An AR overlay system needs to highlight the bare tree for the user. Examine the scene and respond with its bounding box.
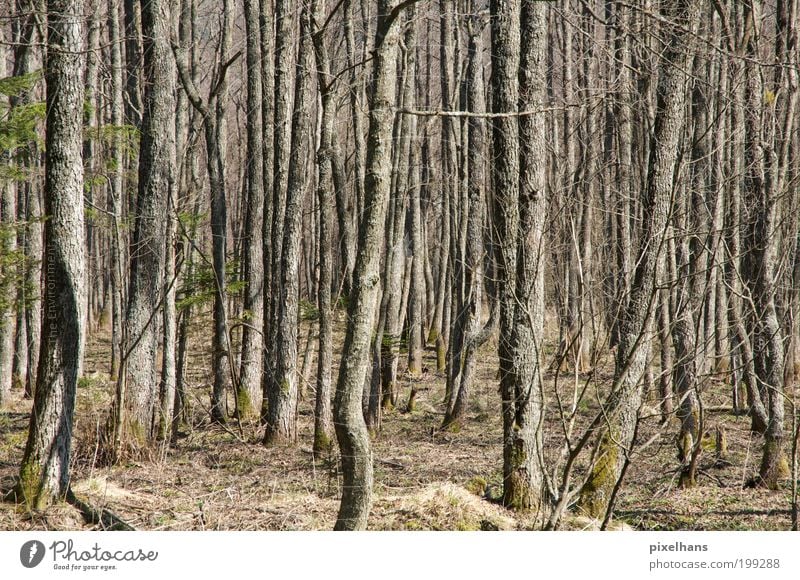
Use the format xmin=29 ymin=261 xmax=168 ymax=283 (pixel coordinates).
xmin=237 ymin=0 xmax=266 ymax=420
xmin=579 ymin=0 xmax=700 ymax=519
xmin=333 ymin=0 xmax=406 ymax=531
xmin=110 ymin=0 xmax=176 ymax=458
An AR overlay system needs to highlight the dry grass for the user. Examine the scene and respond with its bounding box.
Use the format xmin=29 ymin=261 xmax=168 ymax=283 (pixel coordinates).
xmin=0 ymin=308 xmax=797 ymax=530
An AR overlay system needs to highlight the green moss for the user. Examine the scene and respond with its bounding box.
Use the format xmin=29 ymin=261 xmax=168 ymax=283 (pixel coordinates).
xmin=578 ymin=433 xmax=619 ymax=519
xmin=236 ymin=389 xmax=255 ymax=420
xmin=18 ymin=460 xmax=42 ymax=510
xmin=465 ymin=476 xmax=487 ymax=496
xmin=436 ymin=342 xmax=446 ymax=373
xmin=455 ymin=519 xmax=480 ymax=531
xmin=313 ymin=430 xmax=333 ymax=455
xmin=405 ymin=389 xmax=417 ymax=413
xmin=503 ymin=436 xmax=532 ymax=511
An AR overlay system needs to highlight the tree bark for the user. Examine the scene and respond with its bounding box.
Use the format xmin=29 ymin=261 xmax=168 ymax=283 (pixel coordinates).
xmin=442 ymin=9 xmax=490 ymax=431
xmin=578 ymin=0 xmax=700 ymax=519
xmin=310 ymin=0 xmax=336 ymax=455
xmin=333 ymin=0 xmax=405 ymax=531
xmin=264 ymin=2 xmax=313 ymax=445
xmin=17 ymin=0 xmax=86 ymax=508
xmin=502 ymin=0 xmax=548 ymax=512
xmin=237 ymin=0 xmax=266 ymax=420
xmin=112 ymin=0 xmax=175 ymax=458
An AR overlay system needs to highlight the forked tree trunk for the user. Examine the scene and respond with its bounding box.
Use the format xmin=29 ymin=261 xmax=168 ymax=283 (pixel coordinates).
xmin=110 ymin=0 xmax=175 ymax=458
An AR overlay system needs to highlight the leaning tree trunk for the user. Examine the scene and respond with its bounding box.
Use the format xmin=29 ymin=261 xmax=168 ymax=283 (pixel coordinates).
xmin=333 ymin=0 xmax=405 ymax=531
xmin=578 ymin=0 xmax=699 ymax=519
xmin=17 ymin=0 xmax=86 ymax=508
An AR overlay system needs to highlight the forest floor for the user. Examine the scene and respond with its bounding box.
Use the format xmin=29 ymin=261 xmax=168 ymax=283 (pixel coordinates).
xmin=0 ymin=307 xmax=797 ymax=531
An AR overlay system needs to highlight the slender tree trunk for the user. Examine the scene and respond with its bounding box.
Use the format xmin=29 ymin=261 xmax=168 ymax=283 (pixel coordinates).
xmin=259 ymin=0 xmax=275 ymax=421
xmin=443 ymin=10 xmax=490 ymax=431
xmin=123 ymin=0 xmax=143 ymax=126
xmin=578 ymin=0 xmax=700 ymax=519
xmin=237 ymin=0 xmax=266 ymax=420
xmin=310 ymin=0 xmax=335 ymax=454
xmin=264 ymin=3 xmax=313 ymax=445
xmin=333 ymin=0 xmax=405 ymax=531
xmin=158 ymin=192 xmax=177 ymax=441
xmin=210 ymin=0 xmax=233 ymax=424
xmin=108 ymin=0 xmax=126 ymax=383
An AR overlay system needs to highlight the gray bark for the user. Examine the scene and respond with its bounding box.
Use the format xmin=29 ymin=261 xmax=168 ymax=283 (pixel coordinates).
xmin=310 ymin=0 xmax=335 ymax=454
xmin=578 ymin=0 xmax=700 ymax=519
xmin=490 ymin=0 xmax=521 ymax=508
xmin=442 ymin=10 xmax=490 ymax=431
xmin=113 ymin=0 xmax=175 ymax=457
xmin=264 ymin=3 xmax=313 ymax=445
xmin=237 ymin=0 xmax=266 ymax=420
xmin=333 ymin=0 xmax=405 ymax=531
xmin=503 ymin=0 xmax=548 ymax=512
xmin=17 ymin=0 xmax=86 ymax=508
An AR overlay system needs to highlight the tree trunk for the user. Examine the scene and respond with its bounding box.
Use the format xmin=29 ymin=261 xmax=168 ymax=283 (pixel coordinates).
xmin=17 ymin=0 xmax=86 ymax=508
xmin=264 ymin=0 xmax=296 ymax=424
xmin=490 ymin=0 xmax=523 ymax=508
xmin=310 ymin=0 xmax=335 ymax=455
xmin=502 ymin=0 xmax=548 ymax=512
xmin=237 ymin=0 xmax=266 ymax=420
xmin=578 ymin=0 xmax=700 ymax=519
xmin=333 ymin=0 xmax=405 ymax=531
xmin=112 ymin=0 xmax=175 ymax=458
xmin=443 ymin=9 xmax=490 ymax=431
xmin=264 ymin=3 xmax=313 ymax=445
